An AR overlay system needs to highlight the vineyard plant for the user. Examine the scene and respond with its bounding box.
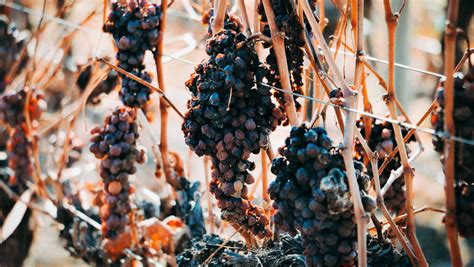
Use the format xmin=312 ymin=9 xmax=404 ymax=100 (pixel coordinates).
xmin=0 ymin=0 xmax=473 ymax=266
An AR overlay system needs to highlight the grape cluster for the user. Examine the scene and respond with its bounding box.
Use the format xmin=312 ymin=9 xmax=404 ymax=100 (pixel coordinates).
xmin=77 ymin=65 xmax=119 ymax=105
xmin=366 ymin=235 xmax=411 ymax=267
xmin=258 ymin=0 xmax=305 ymax=125
xmin=0 ymin=15 xmax=25 ymax=93
xmin=175 ymin=177 xmax=206 ymax=238
xmin=182 ymin=15 xmax=283 ymax=239
xmin=431 ymin=66 xmax=474 ymax=237
xmin=56 ymin=205 xmax=107 ymax=266
xmin=355 ymin=117 xmax=415 ymax=215
xmin=177 ymin=233 xmax=305 ymax=266
xmin=268 ymin=125 xmax=371 ymax=267
xmin=103 ymin=0 xmax=161 ymax=108
xmin=0 ymin=89 xmax=43 ymax=193
xmin=89 ymin=107 xmax=146 ymax=239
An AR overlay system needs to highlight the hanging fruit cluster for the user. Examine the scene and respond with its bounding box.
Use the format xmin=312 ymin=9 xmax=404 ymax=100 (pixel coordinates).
xmin=355 ymin=117 xmax=415 ymax=214
xmin=268 ymin=125 xmax=371 ymax=266
xmin=76 ymin=65 xmax=120 ymax=105
xmin=103 ymin=0 xmax=161 ymax=108
xmin=0 ymin=15 xmax=27 ymax=93
xmin=177 ymin=233 xmax=305 ymax=266
xmin=366 ymin=235 xmax=411 ymax=266
xmin=0 ymin=89 xmax=44 ymax=193
xmin=89 ymin=107 xmax=146 ymax=239
xmin=431 ymin=66 xmax=474 ymax=237
xmin=182 ymin=13 xmax=283 ymax=239
xmin=258 ymin=0 xmax=305 ymax=125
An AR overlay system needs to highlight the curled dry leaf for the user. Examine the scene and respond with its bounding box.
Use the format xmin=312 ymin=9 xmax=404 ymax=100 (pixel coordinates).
xmin=103 ymin=217 xmax=174 ymax=260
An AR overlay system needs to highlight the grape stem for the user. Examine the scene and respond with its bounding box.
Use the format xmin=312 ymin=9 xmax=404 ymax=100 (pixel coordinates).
xmin=261 ymin=0 xmax=301 ymax=126
xmin=203 ymin=156 xmax=215 ymax=234
xmin=377 ymin=100 xmax=436 ymax=176
xmin=246 ymin=32 xmax=272 ymax=45
xmin=453 ymin=48 xmax=474 ymax=73
xmin=261 ymin=151 xmax=270 ymax=218
xmin=237 ymin=0 xmax=252 ymax=36
xmin=354 ymin=129 xmax=417 ymax=265
xmin=293 ymin=0 xmax=345 ymax=134
xmin=211 ymin=0 xmax=227 ymax=33
xmin=300 ymin=1 xmax=368 ymax=265
xmin=332 ymin=36 xmax=424 ymax=145
xmin=442 ymin=0 xmax=463 ymax=265
xmin=98 ymin=58 xmax=185 ymax=119
xmin=382 ymin=1 xmax=428 ymax=266
xmin=155 ymin=0 xmax=180 ymax=189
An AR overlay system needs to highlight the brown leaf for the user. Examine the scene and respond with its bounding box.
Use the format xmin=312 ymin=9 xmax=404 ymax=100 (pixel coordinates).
xmin=141 ymin=217 xmax=174 ymax=254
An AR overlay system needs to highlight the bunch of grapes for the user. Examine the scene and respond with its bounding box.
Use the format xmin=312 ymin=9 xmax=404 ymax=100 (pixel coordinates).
xmin=366 ymin=235 xmax=411 ymax=266
xmin=182 ymin=15 xmax=283 ymax=239
xmin=177 ymin=233 xmax=305 ymax=266
xmin=103 ymin=0 xmax=161 ymax=108
xmin=268 ymin=125 xmax=371 ymax=266
xmin=431 ymin=66 xmax=474 ymax=237
xmin=77 ymin=65 xmax=119 ymax=105
xmin=56 ymin=205 xmax=107 ymax=266
xmin=89 ymin=107 xmax=146 ymax=239
xmin=355 ymin=117 xmax=415 ymax=214
xmin=257 ymin=0 xmax=306 ymax=125
xmin=0 ymin=89 xmax=44 ymax=193
xmin=0 ymin=15 xmax=26 ymax=93
xmin=174 ymin=177 xmax=206 ymax=238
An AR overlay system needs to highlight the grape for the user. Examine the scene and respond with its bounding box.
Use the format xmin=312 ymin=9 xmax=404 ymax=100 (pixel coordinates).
xmin=182 ymin=12 xmax=284 ymax=239
xmin=77 ymin=66 xmax=119 ymax=105
xmin=89 ymin=107 xmax=145 ymax=239
xmin=431 ymin=66 xmax=474 ymax=237
xmin=103 ymin=1 xmax=162 ymax=108
xmin=0 ymin=89 xmax=44 ymax=193
xmin=269 ymin=124 xmax=370 ymax=267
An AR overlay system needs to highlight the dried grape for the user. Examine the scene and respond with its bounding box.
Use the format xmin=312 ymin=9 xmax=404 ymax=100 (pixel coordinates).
xmin=431 ymin=66 xmax=474 ymax=237
xmin=182 ymin=13 xmax=283 ymax=238
xmin=89 ymin=107 xmax=145 ymax=239
xmin=269 ymin=124 xmax=370 ymax=266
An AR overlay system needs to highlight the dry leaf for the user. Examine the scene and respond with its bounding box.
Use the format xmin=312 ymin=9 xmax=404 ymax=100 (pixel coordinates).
xmin=141 ymin=217 xmax=174 ymax=254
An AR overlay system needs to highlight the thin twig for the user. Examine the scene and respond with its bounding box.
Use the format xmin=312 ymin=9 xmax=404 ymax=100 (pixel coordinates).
xmin=300 ymin=1 xmax=368 ymax=266
xmin=246 ymin=32 xmax=272 ymax=44
xmin=261 ymin=150 xmax=270 ymax=218
xmin=354 ymin=130 xmax=417 ymax=265
xmin=382 ymin=1 xmax=427 ymax=265
xmin=203 ymin=156 xmax=215 ymax=234
xmin=204 ymin=228 xmax=241 ymax=265
xmin=378 ymin=100 xmax=436 ymax=175
xmin=294 ymin=0 xmax=345 ymax=133
xmin=237 ymin=0 xmax=251 ymax=36
xmin=212 ymin=0 xmax=227 ymax=33
xmin=443 ymin=0 xmax=463 ymax=265
xmin=453 ymin=48 xmax=474 ymax=73
xmin=98 ymin=58 xmax=184 ymax=119
xmin=262 ymin=0 xmax=300 ymax=126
